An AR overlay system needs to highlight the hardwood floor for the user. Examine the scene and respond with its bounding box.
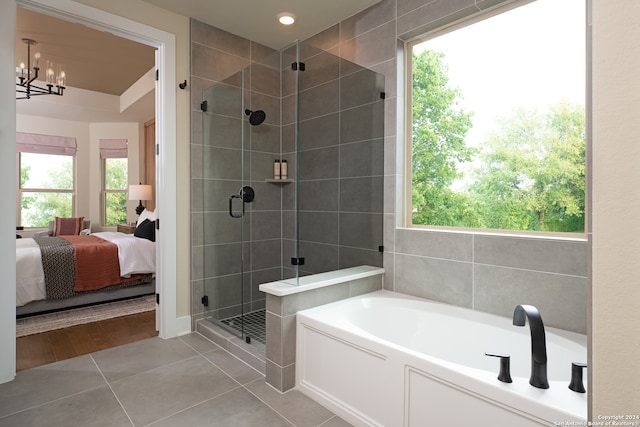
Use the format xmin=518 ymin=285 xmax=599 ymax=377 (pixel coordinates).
xmin=16 ymin=310 xmax=158 ymax=371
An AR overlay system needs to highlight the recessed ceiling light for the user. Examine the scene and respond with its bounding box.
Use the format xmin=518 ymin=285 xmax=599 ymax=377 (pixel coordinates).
xmin=277 ymin=13 xmax=296 ymax=26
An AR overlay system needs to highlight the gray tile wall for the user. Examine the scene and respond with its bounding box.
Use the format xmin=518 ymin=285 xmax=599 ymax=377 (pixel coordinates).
xmin=265 ymin=274 xmax=383 ymax=391
xmin=289 ymin=38 xmax=385 ymax=278
xmin=190 ymin=20 xmax=386 ymax=331
xmin=332 ymin=0 xmax=588 ymax=334
xmin=392 ymin=230 xmax=588 ymax=333
xmin=191 ymin=21 xmax=284 ymax=326
xmin=191 ymin=0 xmax=587 ymax=366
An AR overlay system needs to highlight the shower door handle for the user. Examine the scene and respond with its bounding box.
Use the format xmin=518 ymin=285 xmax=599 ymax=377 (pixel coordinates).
xmin=229 ymin=194 xmax=244 ymax=218
xmin=229 ymin=186 xmax=254 ymax=218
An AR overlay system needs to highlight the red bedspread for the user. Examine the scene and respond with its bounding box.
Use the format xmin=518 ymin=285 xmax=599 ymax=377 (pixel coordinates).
xmin=61 ymin=235 xmax=145 ymax=292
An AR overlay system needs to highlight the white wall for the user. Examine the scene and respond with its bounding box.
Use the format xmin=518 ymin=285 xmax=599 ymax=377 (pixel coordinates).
xmin=590 ymin=0 xmax=640 ymax=417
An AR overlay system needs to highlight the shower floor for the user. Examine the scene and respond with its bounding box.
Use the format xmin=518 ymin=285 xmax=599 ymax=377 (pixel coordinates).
xmin=220 ymin=309 xmax=266 ymax=345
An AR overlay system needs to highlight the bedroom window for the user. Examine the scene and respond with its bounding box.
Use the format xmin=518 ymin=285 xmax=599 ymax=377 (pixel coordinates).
xmin=19 ymin=152 xmax=75 ymax=227
xmin=17 ymin=132 xmax=77 ymax=228
xmin=406 ymin=0 xmax=586 ymax=235
xmin=100 ymin=139 xmax=128 ymax=226
xmin=103 ymin=158 xmax=128 ymax=226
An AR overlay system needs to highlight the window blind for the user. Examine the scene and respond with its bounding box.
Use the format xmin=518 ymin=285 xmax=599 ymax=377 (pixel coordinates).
xmin=16 ymin=132 xmax=77 ymax=156
xmin=99 ymin=138 xmax=128 ymax=159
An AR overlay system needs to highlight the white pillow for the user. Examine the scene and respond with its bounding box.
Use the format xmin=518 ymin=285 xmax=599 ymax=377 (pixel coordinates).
xmin=136 ymin=209 xmax=156 ymax=227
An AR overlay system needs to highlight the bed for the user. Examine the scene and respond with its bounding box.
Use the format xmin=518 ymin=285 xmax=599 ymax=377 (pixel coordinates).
xmin=16 ymin=230 xmax=156 ymax=316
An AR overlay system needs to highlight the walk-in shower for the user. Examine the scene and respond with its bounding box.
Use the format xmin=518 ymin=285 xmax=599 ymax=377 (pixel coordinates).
xmin=192 ymin=37 xmax=385 ymax=355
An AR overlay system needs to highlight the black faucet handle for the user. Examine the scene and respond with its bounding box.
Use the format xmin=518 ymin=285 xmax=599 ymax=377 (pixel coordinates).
xmin=485 ymin=352 xmax=513 ymax=383
xmin=569 ymin=362 xmax=587 ymax=393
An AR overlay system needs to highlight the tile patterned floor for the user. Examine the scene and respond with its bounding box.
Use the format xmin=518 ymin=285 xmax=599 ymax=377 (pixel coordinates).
xmin=0 ymin=333 xmax=353 ymax=427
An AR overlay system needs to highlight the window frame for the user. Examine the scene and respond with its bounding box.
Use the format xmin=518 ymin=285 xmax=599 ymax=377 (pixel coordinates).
xmin=101 ymin=157 xmax=128 ymax=227
xmin=403 ymin=0 xmax=588 ymax=239
xmin=17 ymin=152 xmax=77 ymax=228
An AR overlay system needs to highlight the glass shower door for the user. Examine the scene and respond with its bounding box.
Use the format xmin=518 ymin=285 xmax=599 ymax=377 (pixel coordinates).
xmin=290 ymin=40 xmax=385 ymax=282
xmin=200 ymin=72 xmax=253 ymax=344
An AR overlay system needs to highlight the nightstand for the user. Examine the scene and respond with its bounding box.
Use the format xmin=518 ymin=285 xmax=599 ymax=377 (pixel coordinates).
xmin=117 ymin=224 xmax=137 ymax=234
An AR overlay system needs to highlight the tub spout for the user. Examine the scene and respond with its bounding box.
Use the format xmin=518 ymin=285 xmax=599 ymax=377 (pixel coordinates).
xmin=513 ymin=304 xmax=549 ymax=389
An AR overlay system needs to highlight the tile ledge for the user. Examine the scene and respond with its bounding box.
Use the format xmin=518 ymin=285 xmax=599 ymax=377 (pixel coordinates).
xmin=259 ymin=265 xmax=385 ymax=297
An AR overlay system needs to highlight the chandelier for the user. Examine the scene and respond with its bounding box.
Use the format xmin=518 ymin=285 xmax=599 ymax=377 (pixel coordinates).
xmin=16 ymin=38 xmax=66 ymax=100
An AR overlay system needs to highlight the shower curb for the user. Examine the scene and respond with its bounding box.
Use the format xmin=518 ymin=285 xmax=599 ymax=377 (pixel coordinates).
xmin=196 ymin=318 xmax=266 ymax=375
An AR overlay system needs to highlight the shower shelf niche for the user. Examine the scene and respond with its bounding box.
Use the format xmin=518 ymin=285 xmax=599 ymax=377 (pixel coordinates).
xmin=265 ymin=179 xmax=294 ymax=183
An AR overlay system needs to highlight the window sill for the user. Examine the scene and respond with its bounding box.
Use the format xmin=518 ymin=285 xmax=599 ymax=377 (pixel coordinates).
xmin=402 ymin=225 xmax=588 ymax=242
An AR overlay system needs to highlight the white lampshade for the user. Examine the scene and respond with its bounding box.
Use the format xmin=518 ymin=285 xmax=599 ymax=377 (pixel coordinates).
xmin=128 ymin=184 xmax=152 ymax=201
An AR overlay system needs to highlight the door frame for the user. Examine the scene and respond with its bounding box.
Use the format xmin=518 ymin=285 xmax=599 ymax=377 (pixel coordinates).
xmin=16 ymin=0 xmax=178 ymax=338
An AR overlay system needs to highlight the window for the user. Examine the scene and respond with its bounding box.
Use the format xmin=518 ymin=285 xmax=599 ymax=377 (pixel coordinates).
xmin=103 ymin=158 xmax=128 ymax=225
xmin=100 ymin=139 xmax=128 ymax=226
xmin=19 ymin=152 xmax=75 ymax=227
xmin=407 ymin=0 xmax=586 ymax=234
xmin=16 ymin=132 xmax=78 ymax=227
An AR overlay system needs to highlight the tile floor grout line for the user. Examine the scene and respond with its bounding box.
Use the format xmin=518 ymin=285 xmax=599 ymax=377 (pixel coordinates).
xmin=199 ymin=351 xmax=253 ymax=390
xmin=99 ymin=350 xmax=205 ymax=386
xmin=194 ymin=346 xmax=306 ymax=427
xmin=242 ymin=377 xmax=316 ymax=427
xmin=90 ymin=353 xmax=136 ymax=427
xmin=5 ymin=333 xmax=343 ymax=426
xmin=142 ymin=385 xmax=244 ymax=426
xmin=0 ymin=381 xmax=109 ymax=422
xmin=317 ymin=415 xmax=345 ymax=427
xmin=144 ymin=339 xmax=295 ymax=427
xmin=93 ymin=344 xmax=250 ymax=426
xmin=177 ymin=336 xmax=272 ymax=416
xmin=177 ymin=334 xmax=215 ymax=356
xmin=0 ymin=354 xmax=112 ymax=421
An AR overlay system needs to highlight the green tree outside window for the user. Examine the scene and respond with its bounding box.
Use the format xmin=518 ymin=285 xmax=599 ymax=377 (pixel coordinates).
xmin=104 ymin=158 xmax=128 ymax=226
xmin=410 ymin=50 xmax=585 ymax=233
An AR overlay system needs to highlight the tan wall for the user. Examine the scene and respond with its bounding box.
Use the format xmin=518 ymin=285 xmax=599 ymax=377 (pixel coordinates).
xmin=74 ymin=0 xmax=191 ymax=318
xmin=591 ymin=0 xmax=640 ymax=417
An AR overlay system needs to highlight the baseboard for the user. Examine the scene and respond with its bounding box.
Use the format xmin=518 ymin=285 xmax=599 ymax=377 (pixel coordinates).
xmin=174 ymin=315 xmax=192 ymax=337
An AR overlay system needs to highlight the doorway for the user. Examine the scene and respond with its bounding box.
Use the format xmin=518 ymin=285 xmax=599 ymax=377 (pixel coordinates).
xmin=4 ymin=0 xmax=180 ymax=381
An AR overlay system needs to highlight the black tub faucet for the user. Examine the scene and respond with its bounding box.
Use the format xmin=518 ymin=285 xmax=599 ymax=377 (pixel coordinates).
xmin=513 ymin=304 xmax=549 ymax=389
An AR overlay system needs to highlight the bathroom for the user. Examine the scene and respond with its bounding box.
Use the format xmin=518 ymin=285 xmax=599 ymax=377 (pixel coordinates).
xmin=189 ymin=1 xmax=590 ymax=421
xmin=184 ymin=0 xmax=633 ymax=421
xmin=0 ymin=0 xmax=637 ymax=423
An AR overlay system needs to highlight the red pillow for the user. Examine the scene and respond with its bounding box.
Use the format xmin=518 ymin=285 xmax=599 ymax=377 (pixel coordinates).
xmin=54 ymin=216 xmax=84 ymax=236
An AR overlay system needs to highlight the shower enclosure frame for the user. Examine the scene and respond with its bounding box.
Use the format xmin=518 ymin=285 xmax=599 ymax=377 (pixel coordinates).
xmin=194 ymin=38 xmax=385 ymax=350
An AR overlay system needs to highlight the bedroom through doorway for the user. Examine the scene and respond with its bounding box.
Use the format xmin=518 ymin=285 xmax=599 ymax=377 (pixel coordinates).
xmin=14 ymin=4 xmax=158 ymax=359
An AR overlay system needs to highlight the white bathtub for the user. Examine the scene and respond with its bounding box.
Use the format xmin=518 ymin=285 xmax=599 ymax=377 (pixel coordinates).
xmin=296 ymin=290 xmax=587 ymax=426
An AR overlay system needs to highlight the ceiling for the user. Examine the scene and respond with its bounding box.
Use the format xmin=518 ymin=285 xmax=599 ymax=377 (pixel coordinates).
xmin=16 ymin=7 xmax=155 ymax=96
xmin=142 ymin=0 xmax=382 ymax=51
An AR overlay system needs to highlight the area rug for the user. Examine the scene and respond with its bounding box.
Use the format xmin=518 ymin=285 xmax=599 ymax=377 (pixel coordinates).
xmin=16 ymin=295 xmax=156 ymax=337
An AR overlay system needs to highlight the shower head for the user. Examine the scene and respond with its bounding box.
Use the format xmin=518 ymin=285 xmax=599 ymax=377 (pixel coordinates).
xmin=245 ymin=109 xmax=266 ymax=126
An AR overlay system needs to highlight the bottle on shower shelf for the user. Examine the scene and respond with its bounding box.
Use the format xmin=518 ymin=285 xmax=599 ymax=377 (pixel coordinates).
xmin=273 ymin=160 xmax=281 ymax=180
xmin=281 ymin=160 xmax=288 ymax=180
